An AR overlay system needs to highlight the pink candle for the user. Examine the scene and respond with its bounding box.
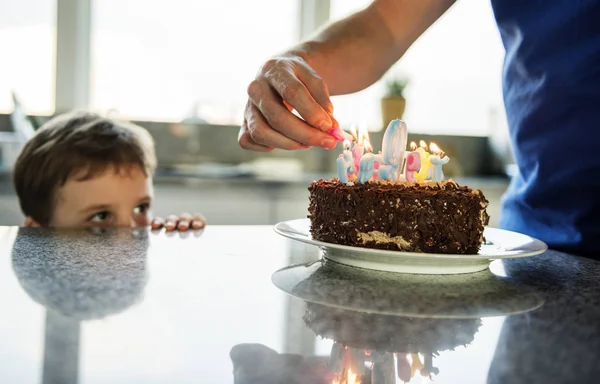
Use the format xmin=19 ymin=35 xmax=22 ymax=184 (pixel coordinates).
xmin=405 ymin=151 xmax=421 ymax=182
xmin=352 ymin=142 xmax=364 ymax=173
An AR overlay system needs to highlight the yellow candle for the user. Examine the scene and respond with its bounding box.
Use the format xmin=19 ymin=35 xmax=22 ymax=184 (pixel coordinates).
xmin=415 ymin=142 xmax=431 ymax=182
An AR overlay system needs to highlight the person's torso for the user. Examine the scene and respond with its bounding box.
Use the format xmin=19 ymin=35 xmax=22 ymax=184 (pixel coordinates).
xmin=490 ymin=0 xmax=600 ymax=256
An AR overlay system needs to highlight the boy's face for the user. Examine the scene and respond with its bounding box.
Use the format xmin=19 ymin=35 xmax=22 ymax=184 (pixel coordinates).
xmin=28 ymin=165 xmax=154 ymax=228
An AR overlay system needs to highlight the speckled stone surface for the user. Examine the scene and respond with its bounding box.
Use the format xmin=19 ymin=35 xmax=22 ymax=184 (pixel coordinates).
xmin=1 ymin=226 xmax=600 ymax=383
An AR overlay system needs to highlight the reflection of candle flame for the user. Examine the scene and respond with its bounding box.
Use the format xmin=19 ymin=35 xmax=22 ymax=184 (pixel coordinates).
xmin=332 ymin=368 xmax=361 ymax=384
xmin=410 ymin=141 xmax=417 ymax=151
xmin=419 ymin=140 xmax=428 ymax=150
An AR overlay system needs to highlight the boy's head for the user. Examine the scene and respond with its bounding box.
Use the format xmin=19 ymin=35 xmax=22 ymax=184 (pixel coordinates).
xmin=13 ymin=111 xmax=157 ymax=228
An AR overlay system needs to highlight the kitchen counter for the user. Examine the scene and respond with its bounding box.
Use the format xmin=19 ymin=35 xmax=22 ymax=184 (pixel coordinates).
xmin=0 ymin=226 xmax=599 ymax=383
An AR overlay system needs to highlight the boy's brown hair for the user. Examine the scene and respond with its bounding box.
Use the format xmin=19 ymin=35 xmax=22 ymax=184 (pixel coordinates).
xmin=13 ymin=111 xmax=157 ymax=226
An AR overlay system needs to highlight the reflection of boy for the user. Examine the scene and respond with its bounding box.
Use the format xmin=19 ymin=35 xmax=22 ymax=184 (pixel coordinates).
xmin=12 ymin=111 xmax=206 ymax=230
xmin=12 ymin=227 xmax=149 ymax=320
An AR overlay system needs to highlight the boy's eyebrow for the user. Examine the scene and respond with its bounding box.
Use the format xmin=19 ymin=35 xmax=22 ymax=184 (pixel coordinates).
xmin=79 ymin=204 xmax=111 ymax=214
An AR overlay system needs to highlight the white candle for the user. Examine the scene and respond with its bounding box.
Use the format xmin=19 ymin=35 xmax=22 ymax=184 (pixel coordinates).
xmin=336 ymin=139 xmax=354 ymax=183
xmin=357 ymin=140 xmax=375 ymax=183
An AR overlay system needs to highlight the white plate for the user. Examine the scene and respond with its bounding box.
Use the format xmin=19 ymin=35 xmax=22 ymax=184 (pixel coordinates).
xmin=273 ymin=219 xmax=547 ymax=275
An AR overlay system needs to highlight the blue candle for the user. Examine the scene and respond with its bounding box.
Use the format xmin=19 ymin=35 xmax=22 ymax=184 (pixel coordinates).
xmin=381 ymin=119 xmax=408 ymax=180
xmin=357 ymin=149 xmax=375 ymax=183
xmin=336 ymin=156 xmax=349 ymax=183
xmin=429 ymin=143 xmax=450 ymax=182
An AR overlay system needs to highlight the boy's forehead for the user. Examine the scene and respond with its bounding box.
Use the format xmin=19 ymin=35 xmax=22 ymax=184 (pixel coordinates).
xmin=69 ymin=163 xmax=146 ymax=182
xmin=56 ymin=165 xmax=153 ymax=204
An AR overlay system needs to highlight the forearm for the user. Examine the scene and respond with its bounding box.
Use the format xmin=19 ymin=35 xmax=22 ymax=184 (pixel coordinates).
xmin=289 ymin=0 xmax=456 ymax=95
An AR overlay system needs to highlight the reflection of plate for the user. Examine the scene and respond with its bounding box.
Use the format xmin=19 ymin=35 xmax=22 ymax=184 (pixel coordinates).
xmin=272 ymin=259 xmax=544 ymax=318
xmin=274 ymin=219 xmax=547 ymax=274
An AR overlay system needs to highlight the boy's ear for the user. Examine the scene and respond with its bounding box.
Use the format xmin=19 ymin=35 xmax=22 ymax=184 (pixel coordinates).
xmin=24 ymin=216 xmax=41 ymax=227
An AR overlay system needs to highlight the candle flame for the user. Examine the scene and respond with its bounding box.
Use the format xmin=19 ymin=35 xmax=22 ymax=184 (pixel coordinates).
xmin=364 ymin=139 xmax=373 ymax=152
xmin=343 ymin=139 xmax=351 ymax=150
xmin=332 ymin=368 xmax=361 ymax=384
xmin=349 ymin=125 xmax=358 ymax=141
xmin=358 ymin=125 xmax=370 ymax=146
xmin=410 ymin=141 xmax=417 ymax=151
xmin=429 ymin=142 xmax=441 ymax=154
xmin=419 ymin=140 xmax=428 ymax=150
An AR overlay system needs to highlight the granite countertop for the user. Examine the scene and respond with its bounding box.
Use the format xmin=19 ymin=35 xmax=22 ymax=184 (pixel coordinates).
xmin=1 ymin=226 xmax=598 ymax=383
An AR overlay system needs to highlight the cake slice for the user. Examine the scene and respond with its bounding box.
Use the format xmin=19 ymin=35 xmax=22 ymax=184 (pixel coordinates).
xmin=307 ymin=179 xmax=489 ymax=254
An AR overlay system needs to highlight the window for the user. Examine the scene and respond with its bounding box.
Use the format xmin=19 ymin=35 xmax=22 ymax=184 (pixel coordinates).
xmin=91 ymin=0 xmax=299 ymax=124
xmin=0 ymin=0 xmax=56 ymax=114
xmin=329 ymin=0 xmax=506 ymax=136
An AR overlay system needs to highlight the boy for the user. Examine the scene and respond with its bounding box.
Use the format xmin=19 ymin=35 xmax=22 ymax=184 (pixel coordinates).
xmin=13 ymin=110 xmax=206 ymax=231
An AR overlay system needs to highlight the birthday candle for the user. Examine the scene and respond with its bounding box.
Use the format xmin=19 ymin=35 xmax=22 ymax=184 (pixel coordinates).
xmin=381 ymin=119 xmax=408 ymax=180
xmin=429 ymin=142 xmax=450 ymax=182
xmin=415 ymin=140 xmax=432 ymax=182
xmin=357 ymin=140 xmax=375 ymax=183
xmin=336 ymin=139 xmax=354 ymax=183
xmin=405 ymin=143 xmax=422 ymax=182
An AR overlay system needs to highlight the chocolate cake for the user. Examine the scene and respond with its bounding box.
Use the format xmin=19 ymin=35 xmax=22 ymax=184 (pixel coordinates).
xmin=308 ymin=179 xmax=489 ymax=254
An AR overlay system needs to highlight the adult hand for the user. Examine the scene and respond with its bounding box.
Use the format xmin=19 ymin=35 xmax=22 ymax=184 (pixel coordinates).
xmin=239 ymin=55 xmax=339 ymax=152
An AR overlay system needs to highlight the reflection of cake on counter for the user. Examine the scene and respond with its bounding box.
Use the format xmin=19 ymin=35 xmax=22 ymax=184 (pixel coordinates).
xmin=309 ymin=120 xmax=490 ymax=254
xmin=304 ymin=302 xmax=482 ymax=383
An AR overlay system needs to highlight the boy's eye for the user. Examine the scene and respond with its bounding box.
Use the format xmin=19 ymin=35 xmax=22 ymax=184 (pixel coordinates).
xmin=89 ymin=211 xmax=111 ymax=223
xmin=133 ymin=203 xmax=150 ymax=215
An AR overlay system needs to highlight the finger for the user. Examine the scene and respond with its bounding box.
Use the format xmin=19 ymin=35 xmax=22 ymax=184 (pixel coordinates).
xmin=238 ymin=113 xmax=274 ymax=152
xmin=249 ymin=87 xmax=336 ymax=149
xmin=151 ymin=217 xmax=164 ymax=230
xmin=177 ymin=213 xmax=191 ymax=231
xmin=262 ymin=68 xmax=332 ymax=131
xmin=295 ymin=63 xmax=334 ymax=116
xmin=246 ymin=102 xmax=308 ymax=150
xmin=164 ymin=214 xmax=178 ymax=232
xmin=191 ymin=213 xmax=207 ymax=230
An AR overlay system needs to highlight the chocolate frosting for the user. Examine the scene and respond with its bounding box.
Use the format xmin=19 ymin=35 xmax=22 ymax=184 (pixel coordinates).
xmin=308 ymin=179 xmax=490 ymax=254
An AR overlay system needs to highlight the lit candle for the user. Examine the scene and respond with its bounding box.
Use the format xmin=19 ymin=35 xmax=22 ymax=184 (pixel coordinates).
xmin=429 ymin=142 xmax=450 ymax=182
xmin=381 ymin=119 xmax=408 ymax=180
xmin=336 ymin=139 xmax=354 ymax=183
xmin=405 ymin=142 xmax=422 ymax=182
xmin=415 ymin=140 xmax=432 ymax=182
xmin=352 ymin=126 xmax=367 ymax=173
xmin=357 ymin=139 xmax=375 ymax=183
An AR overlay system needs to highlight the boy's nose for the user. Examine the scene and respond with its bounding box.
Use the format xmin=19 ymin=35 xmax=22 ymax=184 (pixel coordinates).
xmin=115 ymin=214 xmax=137 ymax=228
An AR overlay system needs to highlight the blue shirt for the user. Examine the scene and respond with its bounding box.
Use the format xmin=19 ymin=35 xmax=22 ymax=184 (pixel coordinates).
xmin=491 ymin=0 xmax=600 ymax=256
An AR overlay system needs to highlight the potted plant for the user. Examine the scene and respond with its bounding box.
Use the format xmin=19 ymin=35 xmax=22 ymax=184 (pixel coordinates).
xmin=381 ymin=77 xmax=408 ymax=127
